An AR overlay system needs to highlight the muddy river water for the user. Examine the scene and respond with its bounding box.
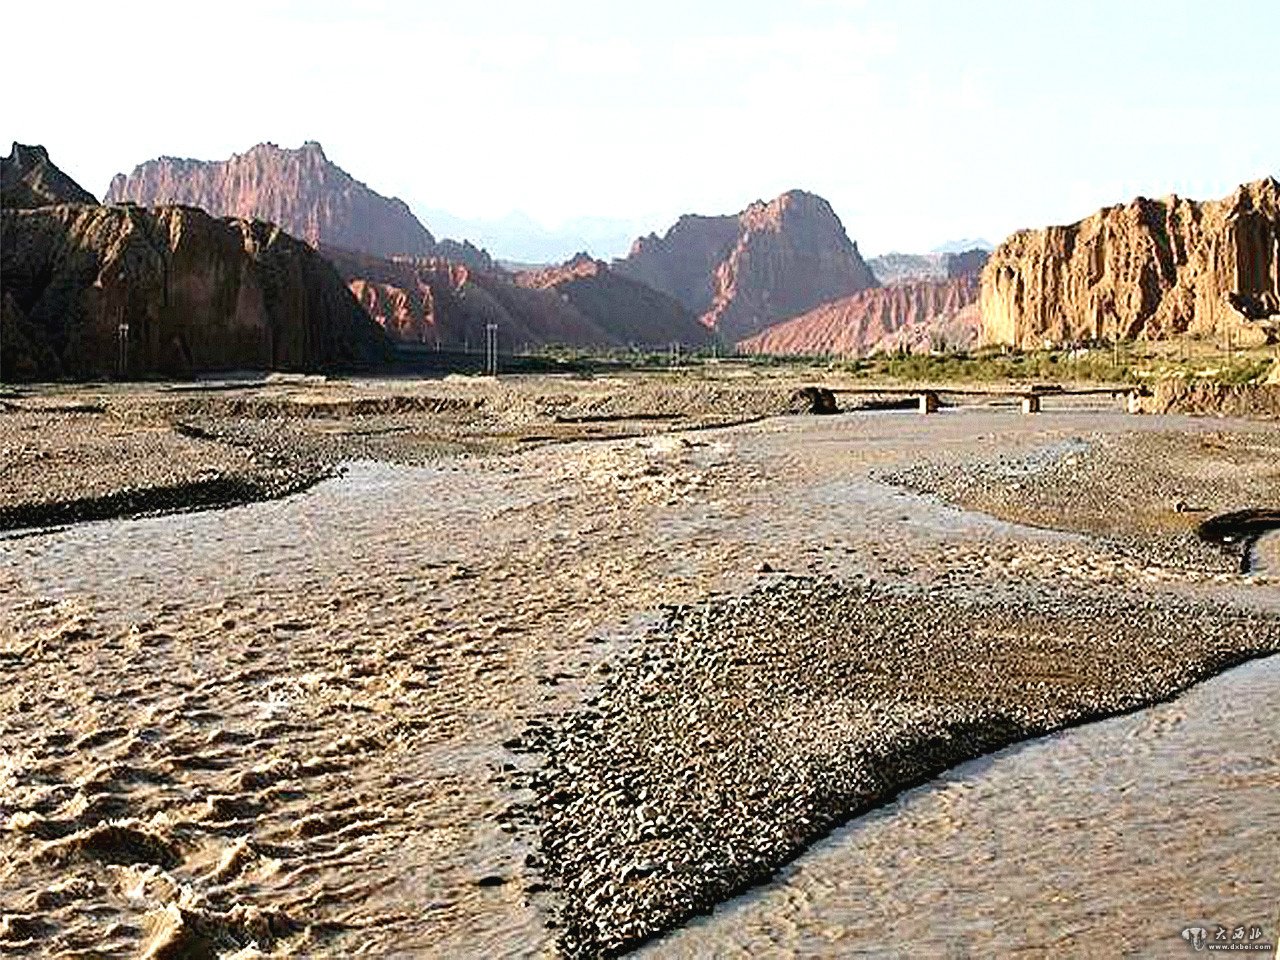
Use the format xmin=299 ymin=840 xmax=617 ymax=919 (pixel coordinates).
xmin=2 ymin=407 xmax=1277 ymax=957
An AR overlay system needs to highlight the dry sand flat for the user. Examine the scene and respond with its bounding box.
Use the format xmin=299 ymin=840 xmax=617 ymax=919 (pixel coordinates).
xmin=0 ymin=380 xmax=1278 ymax=958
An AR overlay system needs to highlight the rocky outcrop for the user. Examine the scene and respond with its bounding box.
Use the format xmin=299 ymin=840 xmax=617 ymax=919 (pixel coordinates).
xmin=104 ymin=142 xmax=494 ymax=266
xmin=868 ymin=249 xmax=989 ymax=285
xmin=982 ymin=178 xmax=1280 ymax=348
xmin=738 ymin=275 xmax=981 ymax=357
xmin=325 ymin=247 xmax=613 ymax=349
xmin=2 ymin=142 xmax=98 ymax=208
xmin=873 ymin=300 xmax=982 ymax=356
xmin=432 ymin=237 xmax=497 ymax=272
xmin=617 ymin=190 xmax=877 ymax=341
xmin=1141 ymin=380 xmax=1280 ymax=419
xmin=328 ymin=248 xmax=715 ymax=351
xmin=514 ymin=253 xmax=713 ymax=347
xmin=1 ymin=203 xmax=389 ymax=380
xmin=943 ymin=248 xmax=991 ymax=280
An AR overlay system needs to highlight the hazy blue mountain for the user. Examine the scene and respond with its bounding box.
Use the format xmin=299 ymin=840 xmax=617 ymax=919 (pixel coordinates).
xmin=932 ymin=238 xmax=994 ymax=254
xmin=415 ymin=207 xmax=637 ymax=264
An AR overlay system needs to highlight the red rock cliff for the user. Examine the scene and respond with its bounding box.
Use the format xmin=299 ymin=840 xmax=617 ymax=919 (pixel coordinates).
xmin=738 ymin=275 xmax=981 ymax=357
xmin=328 ymin=249 xmax=716 ymax=350
xmin=323 ymin=247 xmax=618 ymax=350
xmin=1 ymin=203 xmax=389 ymax=380
xmin=514 ymin=253 xmax=712 ymax=347
xmin=982 ymin=177 xmax=1280 ymax=347
xmin=617 ymin=190 xmax=877 ymax=341
xmin=105 ymin=142 xmax=439 ymax=260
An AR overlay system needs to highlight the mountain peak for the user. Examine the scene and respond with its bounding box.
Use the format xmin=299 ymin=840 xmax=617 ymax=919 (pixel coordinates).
xmin=617 ymin=189 xmax=876 ymax=340
xmin=2 ymin=143 xmax=98 ymax=208
xmin=105 ymin=142 xmax=435 ymax=257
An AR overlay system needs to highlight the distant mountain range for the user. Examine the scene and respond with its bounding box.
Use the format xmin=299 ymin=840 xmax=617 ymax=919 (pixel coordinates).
xmin=932 ymin=238 xmax=994 ymax=254
xmin=54 ymin=139 xmax=1002 ymax=362
xmin=32 ymin=137 xmax=1221 ymax=381
xmin=416 ymin=208 xmax=637 ymax=265
xmin=10 ymin=139 xmax=1275 ymax=379
xmin=867 ymin=249 xmax=990 ymax=286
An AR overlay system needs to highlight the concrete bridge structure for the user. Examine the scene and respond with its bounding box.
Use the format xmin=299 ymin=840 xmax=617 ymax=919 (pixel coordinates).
xmin=830 ymin=384 xmax=1147 ymax=415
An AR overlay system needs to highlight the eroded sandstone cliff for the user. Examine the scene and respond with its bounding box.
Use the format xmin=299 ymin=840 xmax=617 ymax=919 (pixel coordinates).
xmin=1 ymin=142 xmax=98 ymax=208
xmin=737 ymin=275 xmax=981 ymax=357
xmin=326 ymin=248 xmax=715 ymax=351
xmin=1 ymin=203 xmax=389 ymax=380
xmin=617 ymin=190 xmax=877 ymax=341
xmin=324 ymin=247 xmax=609 ymax=350
xmin=105 ymin=142 xmax=488 ymax=265
xmin=982 ymin=178 xmax=1280 ymax=347
xmin=514 ymin=253 xmax=712 ymax=347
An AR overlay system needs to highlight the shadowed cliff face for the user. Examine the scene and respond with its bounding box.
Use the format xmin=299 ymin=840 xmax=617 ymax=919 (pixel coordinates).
xmin=737 ymin=275 xmax=981 ymax=357
xmin=326 ymin=248 xmax=714 ymax=350
xmin=325 ymin=246 xmax=612 ymax=350
xmin=982 ymin=177 xmax=1280 ymax=348
xmin=1 ymin=204 xmax=389 ymax=381
xmin=514 ymin=254 xmax=713 ymax=348
xmin=617 ymin=190 xmax=877 ymax=341
xmin=1 ymin=142 xmax=98 ymax=208
xmin=105 ymin=142 xmax=446 ymax=262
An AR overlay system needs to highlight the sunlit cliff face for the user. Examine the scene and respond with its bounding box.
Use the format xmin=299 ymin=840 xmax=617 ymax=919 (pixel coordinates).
xmin=981 ymin=178 xmax=1280 ymax=349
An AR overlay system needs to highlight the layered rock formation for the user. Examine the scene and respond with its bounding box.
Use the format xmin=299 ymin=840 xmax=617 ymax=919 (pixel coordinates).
xmin=326 ymin=248 xmax=715 ymax=351
xmin=324 ymin=247 xmax=605 ymax=349
xmin=982 ymin=178 xmax=1280 ymax=347
xmin=873 ymin=299 xmax=982 ymax=356
xmin=738 ymin=275 xmax=981 ymax=357
xmin=105 ymin=142 xmax=491 ymax=269
xmin=514 ymin=254 xmax=713 ymax=347
xmin=617 ymin=190 xmax=877 ymax=341
xmin=2 ymin=142 xmax=98 ymax=208
xmin=868 ymin=248 xmax=989 ymax=285
xmin=2 ymin=203 xmax=389 ymax=380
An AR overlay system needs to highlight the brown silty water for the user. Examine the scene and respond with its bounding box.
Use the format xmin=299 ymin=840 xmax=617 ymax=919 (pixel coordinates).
xmin=641 ymin=653 xmax=1280 ymax=959
xmin=0 ymin=406 xmax=1276 ymax=956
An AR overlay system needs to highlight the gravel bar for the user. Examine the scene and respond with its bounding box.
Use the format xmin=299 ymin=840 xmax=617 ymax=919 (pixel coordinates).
xmin=523 ymin=575 xmax=1280 ymax=958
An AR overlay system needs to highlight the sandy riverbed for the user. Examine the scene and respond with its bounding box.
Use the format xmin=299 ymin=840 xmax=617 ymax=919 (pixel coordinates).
xmin=1 ymin=376 xmax=1278 ymax=958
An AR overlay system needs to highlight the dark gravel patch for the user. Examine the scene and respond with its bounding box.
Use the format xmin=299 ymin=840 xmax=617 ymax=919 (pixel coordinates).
xmin=0 ymin=468 xmax=325 ymax=532
xmin=521 ymin=575 xmax=1280 ymax=958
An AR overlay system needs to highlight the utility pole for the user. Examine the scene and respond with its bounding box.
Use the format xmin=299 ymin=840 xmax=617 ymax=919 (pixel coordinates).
xmin=117 ymin=305 xmax=130 ymax=379
xmin=485 ymin=323 xmax=498 ymax=376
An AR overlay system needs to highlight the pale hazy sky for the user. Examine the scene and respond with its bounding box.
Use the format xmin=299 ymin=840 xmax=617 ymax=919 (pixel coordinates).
xmin=5 ymin=0 xmax=1277 ymax=255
